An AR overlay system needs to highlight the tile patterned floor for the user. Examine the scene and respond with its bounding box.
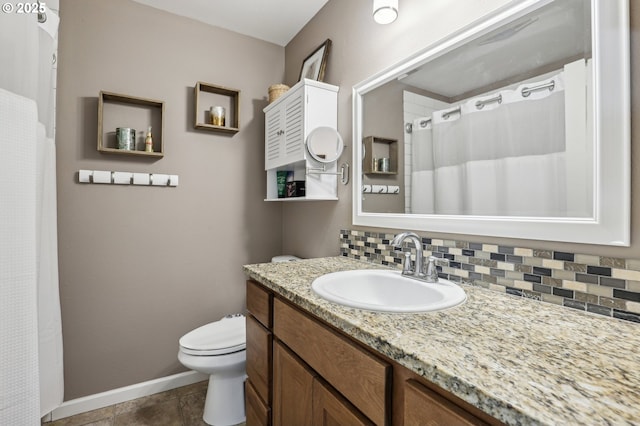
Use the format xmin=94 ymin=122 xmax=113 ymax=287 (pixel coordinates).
xmin=42 ymin=381 xmax=246 ymax=426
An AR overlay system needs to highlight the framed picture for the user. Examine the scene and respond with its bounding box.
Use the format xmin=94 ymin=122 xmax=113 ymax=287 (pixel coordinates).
xmin=299 ymin=39 xmax=332 ymax=82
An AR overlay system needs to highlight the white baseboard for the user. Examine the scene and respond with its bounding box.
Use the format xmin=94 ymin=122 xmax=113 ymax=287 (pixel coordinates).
xmin=48 ymin=371 xmax=208 ymax=421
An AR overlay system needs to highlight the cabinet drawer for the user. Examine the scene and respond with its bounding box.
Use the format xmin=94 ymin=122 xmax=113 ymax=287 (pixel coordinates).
xmin=247 ymin=280 xmax=271 ymax=328
xmin=404 ymin=379 xmax=489 ymax=426
xmin=274 ymin=298 xmax=390 ymax=425
xmin=246 ymin=380 xmax=270 ymax=426
xmin=246 ymin=314 xmax=271 ymax=404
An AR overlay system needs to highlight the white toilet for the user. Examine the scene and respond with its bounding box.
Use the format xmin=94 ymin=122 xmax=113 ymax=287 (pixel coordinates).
xmin=178 ymin=314 xmax=246 ymax=426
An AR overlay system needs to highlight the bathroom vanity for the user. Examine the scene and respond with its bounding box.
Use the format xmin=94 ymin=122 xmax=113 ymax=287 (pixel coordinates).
xmin=243 ymin=257 xmax=640 ymax=426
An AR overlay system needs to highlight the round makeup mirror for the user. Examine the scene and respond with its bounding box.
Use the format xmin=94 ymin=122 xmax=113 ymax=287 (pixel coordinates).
xmin=306 ymin=126 xmax=344 ymax=163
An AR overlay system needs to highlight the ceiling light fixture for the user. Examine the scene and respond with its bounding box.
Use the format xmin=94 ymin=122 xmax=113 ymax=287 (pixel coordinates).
xmin=373 ymin=0 xmax=398 ymax=25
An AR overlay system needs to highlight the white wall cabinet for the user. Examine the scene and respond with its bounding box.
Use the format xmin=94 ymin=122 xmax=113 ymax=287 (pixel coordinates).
xmin=263 ymin=79 xmax=339 ymax=201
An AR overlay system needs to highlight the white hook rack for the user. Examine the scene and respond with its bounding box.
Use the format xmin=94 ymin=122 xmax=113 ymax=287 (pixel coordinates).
xmin=362 ymin=184 xmax=400 ymax=194
xmin=78 ymin=170 xmax=179 ymax=187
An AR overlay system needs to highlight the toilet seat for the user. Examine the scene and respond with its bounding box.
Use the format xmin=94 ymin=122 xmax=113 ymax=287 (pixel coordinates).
xmin=180 ymin=315 xmax=246 ymax=356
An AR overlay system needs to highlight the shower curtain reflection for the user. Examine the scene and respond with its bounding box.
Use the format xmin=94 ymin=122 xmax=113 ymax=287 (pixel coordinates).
xmin=410 ymin=118 xmax=435 ymax=213
xmin=410 ymin=69 xmax=590 ymax=218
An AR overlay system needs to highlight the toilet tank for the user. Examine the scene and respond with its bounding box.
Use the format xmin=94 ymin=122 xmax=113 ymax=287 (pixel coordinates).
xmin=271 ymin=255 xmax=300 ymax=263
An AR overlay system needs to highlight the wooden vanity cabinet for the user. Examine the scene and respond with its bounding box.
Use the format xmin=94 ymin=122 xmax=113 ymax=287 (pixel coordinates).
xmin=245 ymin=279 xmax=501 ymax=426
xmin=245 ymin=281 xmax=273 ymax=426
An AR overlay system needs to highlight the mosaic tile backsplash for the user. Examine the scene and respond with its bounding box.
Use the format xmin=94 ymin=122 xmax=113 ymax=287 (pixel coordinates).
xmin=340 ymin=229 xmax=640 ymax=323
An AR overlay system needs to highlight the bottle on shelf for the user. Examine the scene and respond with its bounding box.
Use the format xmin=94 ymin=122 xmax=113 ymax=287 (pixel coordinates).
xmin=145 ymin=127 xmax=153 ymax=152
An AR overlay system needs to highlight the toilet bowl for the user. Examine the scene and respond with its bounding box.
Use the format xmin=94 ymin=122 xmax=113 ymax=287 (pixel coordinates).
xmin=178 ymin=314 xmax=246 ymax=426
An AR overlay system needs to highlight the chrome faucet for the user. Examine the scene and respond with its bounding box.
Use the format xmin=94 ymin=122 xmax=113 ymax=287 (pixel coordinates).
xmin=391 ymin=232 xmax=425 ymax=278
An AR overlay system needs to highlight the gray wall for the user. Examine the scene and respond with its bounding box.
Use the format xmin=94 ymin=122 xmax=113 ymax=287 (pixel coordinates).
xmin=56 ymin=0 xmax=283 ymax=399
xmin=282 ymin=0 xmax=640 ymax=260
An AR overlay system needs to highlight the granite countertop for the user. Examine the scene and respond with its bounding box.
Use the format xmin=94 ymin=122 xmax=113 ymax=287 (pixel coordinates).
xmin=243 ymin=256 xmax=640 ymax=426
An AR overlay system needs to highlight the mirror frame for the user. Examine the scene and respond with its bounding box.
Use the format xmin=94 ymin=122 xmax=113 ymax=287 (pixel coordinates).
xmin=352 ymin=0 xmax=630 ymax=246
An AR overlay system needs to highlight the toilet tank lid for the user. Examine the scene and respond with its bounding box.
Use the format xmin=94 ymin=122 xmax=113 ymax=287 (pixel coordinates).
xmin=179 ymin=315 xmax=246 ymax=352
xmin=272 ymin=255 xmax=301 ymax=262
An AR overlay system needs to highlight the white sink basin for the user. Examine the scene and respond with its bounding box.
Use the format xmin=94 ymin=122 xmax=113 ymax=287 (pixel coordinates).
xmin=311 ymin=269 xmax=466 ymax=313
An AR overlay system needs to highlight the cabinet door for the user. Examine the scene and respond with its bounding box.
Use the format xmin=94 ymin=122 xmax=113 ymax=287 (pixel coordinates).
xmin=313 ymin=379 xmax=374 ymax=426
xmin=265 ymin=86 xmax=306 ymax=170
xmin=246 ymin=314 xmax=271 ymax=404
xmin=265 ymin=106 xmax=283 ymax=170
xmin=404 ymin=380 xmax=489 ymax=426
xmin=273 ymin=341 xmax=316 ymax=426
xmin=282 ymin=88 xmax=305 ymax=164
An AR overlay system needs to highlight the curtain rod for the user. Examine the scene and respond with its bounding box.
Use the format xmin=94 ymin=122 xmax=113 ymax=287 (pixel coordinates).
xmin=405 ymin=78 xmax=557 ymax=132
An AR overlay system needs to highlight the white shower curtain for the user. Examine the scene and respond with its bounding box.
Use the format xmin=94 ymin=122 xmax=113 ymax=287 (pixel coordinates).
xmin=411 ymin=71 xmax=573 ymax=217
xmin=0 ymin=4 xmax=63 ymax=424
xmin=410 ymin=118 xmax=435 ymax=213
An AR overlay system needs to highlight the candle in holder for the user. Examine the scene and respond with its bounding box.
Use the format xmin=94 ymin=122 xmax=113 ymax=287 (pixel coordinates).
xmin=210 ymin=106 xmax=226 ymax=126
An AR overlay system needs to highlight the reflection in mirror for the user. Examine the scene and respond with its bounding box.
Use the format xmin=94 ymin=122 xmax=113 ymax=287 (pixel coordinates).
xmin=366 ymin=0 xmax=591 ymax=217
xmin=406 ymin=66 xmax=590 ymax=217
xmin=306 ymin=126 xmax=344 ymax=163
xmin=353 ymin=0 xmax=629 ymax=245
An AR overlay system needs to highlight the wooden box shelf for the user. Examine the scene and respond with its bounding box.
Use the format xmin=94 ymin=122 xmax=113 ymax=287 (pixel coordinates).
xmin=363 ymin=136 xmax=398 ymax=175
xmin=194 ymin=82 xmax=240 ymax=134
xmin=97 ymin=91 xmax=165 ymax=158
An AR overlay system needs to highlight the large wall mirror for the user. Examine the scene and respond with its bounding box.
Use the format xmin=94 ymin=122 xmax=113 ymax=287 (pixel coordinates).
xmin=352 ymin=0 xmax=629 ymax=246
